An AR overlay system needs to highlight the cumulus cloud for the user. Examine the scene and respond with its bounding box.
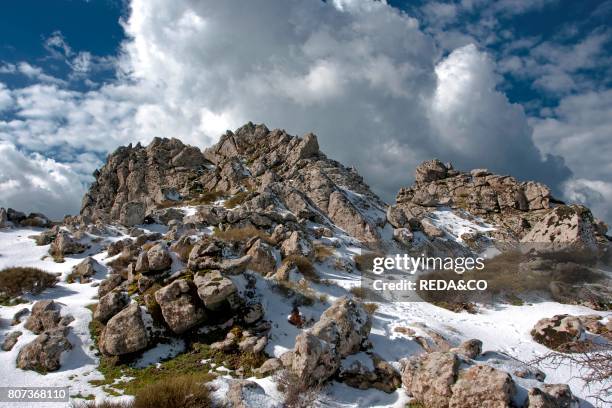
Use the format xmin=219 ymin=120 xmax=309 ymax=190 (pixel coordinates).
xmin=0 ymin=141 xmax=88 ymax=219
xmin=531 ymin=89 xmax=612 ymax=222
xmin=0 ymin=0 xmax=577 ymax=217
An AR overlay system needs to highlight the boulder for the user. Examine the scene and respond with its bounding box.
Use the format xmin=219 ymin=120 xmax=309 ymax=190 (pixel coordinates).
xmin=402 ymin=351 xmax=459 ymax=407
xmin=527 ymin=384 xmax=578 ymax=408
xmin=280 ymin=231 xmax=313 ymax=258
xmin=246 ymin=239 xmax=276 ymax=274
xmin=49 ymin=231 xmax=87 ymax=257
xmin=531 ymin=315 xmax=584 ymax=351
xmin=11 ymin=308 xmax=30 ymax=325
xmin=98 ymin=274 xmax=123 ymax=297
xmin=135 ymin=251 xmax=149 ymax=273
xmin=415 ymin=159 xmax=448 ymax=183
xmin=291 ymin=332 xmax=340 ymax=386
xmin=194 ymin=270 xmax=238 ymax=311
xmin=450 ymin=339 xmax=482 ymax=359
xmin=119 ymin=202 xmax=145 ymax=227
xmin=146 ymin=243 xmax=172 ymax=272
xmin=310 ymin=297 xmax=371 ymax=357
xmin=16 ymin=327 xmax=71 ymax=372
xmin=338 ymin=353 xmax=401 ymax=393
xmin=24 ymin=300 xmax=61 ymax=334
xmin=99 ymin=304 xmax=148 ymax=356
xmin=94 ymin=291 xmax=129 ymax=323
xmin=154 ymin=279 xmax=206 ymax=334
xmin=449 ymin=364 xmax=515 ymax=408
xmin=1 ymin=331 xmax=22 ymax=351
xmin=71 ymin=257 xmax=102 ymax=283
xmin=255 ymin=358 xmax=282 ymax=377
xmin=327 ymin=191 xmax=380 ymax=243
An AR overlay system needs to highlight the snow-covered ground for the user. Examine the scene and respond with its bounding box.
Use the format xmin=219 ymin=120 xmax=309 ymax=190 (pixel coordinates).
xmin=0 ymin=206 xmax=610 ymax=407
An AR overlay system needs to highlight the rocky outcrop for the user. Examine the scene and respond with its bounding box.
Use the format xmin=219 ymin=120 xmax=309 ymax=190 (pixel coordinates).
xmin=389 ymin=159 xmax=609 ymax=250
xmin=81 ymin=138 xmax=208 ymax=225
xmin=145 ymin=243 xmax=172 ymax=272
xmin=154 ymin=279 xmax=206 ymax=334
xmin=338 ymin=353 xmax=402 ymax=393
xmin=99 ymin=304 xmax=148 ymax=356
xmin=82 ymin=123 xmax=385 ymax=243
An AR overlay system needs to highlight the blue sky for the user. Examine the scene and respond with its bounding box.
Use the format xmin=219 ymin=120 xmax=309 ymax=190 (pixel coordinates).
xmin=0 ymin=0 xmax=610 ymax=224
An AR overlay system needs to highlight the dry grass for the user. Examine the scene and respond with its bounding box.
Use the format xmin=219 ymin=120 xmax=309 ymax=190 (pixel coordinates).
xmin=223 ymin=191 xmax=251 ymax=209
xmin=349 ymin=286 xmax=367 ymax=299
xmin=72 ymin=374 xmax=211 ymax=408
xmin=141 ymin=242 xmax=156 ymax=251
xmin=214 ymin=225 xmax=274 ymax=244
xmin=314 ymin=244 xmax=334 ymax=262
xmin=132 ymin=374 xmax=212 ymax=408
xmin=188 ymin=191 xmax=225 ymax=206
xmin=0 ymin=267 xmax=58 ymax=301
xmin=363 ymin=302 xmax=379 ymax=315
xmin=106 ymin=254 xmax=133 ymax=275
xmin=354 ymin=252 xmax=383 ymax=272
xmin=283 ymin=255 xmax=318 ymax=282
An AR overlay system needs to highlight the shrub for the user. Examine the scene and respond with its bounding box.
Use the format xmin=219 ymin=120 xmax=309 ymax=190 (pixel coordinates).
xmin=213 ymin=225 xmax=274 ymax=244
xmin=349 ymin=286 xmax=367 ymax=299
xmin=313 ymin=244 xmax=334 ymax=262
xmin=363 ymin=302 xmax=379 ymax=315
xmin=132 ymin=374 xmax=211 ymax=408
xmin=275 ymin=369 xmax=320 ymax=408
xmin=0 ymin=267 xmax=58 ymax=301
xmin=283 ymin=255 xmax=318 ymax=282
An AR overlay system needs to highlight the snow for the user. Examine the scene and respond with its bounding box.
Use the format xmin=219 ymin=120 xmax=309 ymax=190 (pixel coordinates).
xmin=1 ymin=200 xmax=610 ymax=408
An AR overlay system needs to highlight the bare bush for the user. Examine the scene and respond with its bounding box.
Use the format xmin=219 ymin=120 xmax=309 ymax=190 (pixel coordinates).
xmin=275 ymin=369 xmax=321 ymax=408
xmin=529 ymin=343 xmax=612 ymax=406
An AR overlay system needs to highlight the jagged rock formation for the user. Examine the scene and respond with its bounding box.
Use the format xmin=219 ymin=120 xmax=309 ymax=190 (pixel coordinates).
xmin=80 ymin=138 xmax=208 ymax=225
xmin=80 ymin=123 xmax=386 ymax=242
xmin=388 ymin=159 xmax=609 ymax=252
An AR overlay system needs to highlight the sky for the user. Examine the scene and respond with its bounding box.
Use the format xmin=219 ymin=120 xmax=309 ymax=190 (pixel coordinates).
xmin=0 ymin=0 xmax=610 ymax=225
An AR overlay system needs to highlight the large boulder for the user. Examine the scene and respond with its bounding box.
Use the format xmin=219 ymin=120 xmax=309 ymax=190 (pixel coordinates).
xmin=449 ymin=365 xmax=515 ymax=408
xmin=531 ymin=315 xmax=584 ymax=351
xmin=310 ymin=297 xmax=372 ymax=357
xmin=194 ymin=270 xmax=238 ymax=311
xmin=154 ymin=279 xmax=206 ymax=334
xmin=16 ymin=327 xmax=71 ymax=372
xmin=327 ymin=191 xmax=380 ymax=243
xmin=99 ymin=304 xmax=148 ymax=356
xmin=94 ymin=291 xmax=129 ymax=323
xmin=291 ymin=332 xmax=340 ymax=386
xmin=98 ymin=274 xmax=123 ymax=297
xmin=402 ymin=351 xmax=459 ymax=408
xmin=24 ymin=300 xmax=61 ymax=334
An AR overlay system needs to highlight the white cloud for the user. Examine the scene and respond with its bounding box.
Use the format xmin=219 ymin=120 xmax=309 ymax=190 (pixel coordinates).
xmin=0 ymin=83 xmax=11 ymax=112
xmin=0 ymin=141 xmax=88 ymax=219
xmin=0 ymin=0 xmax=576 ymax=217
